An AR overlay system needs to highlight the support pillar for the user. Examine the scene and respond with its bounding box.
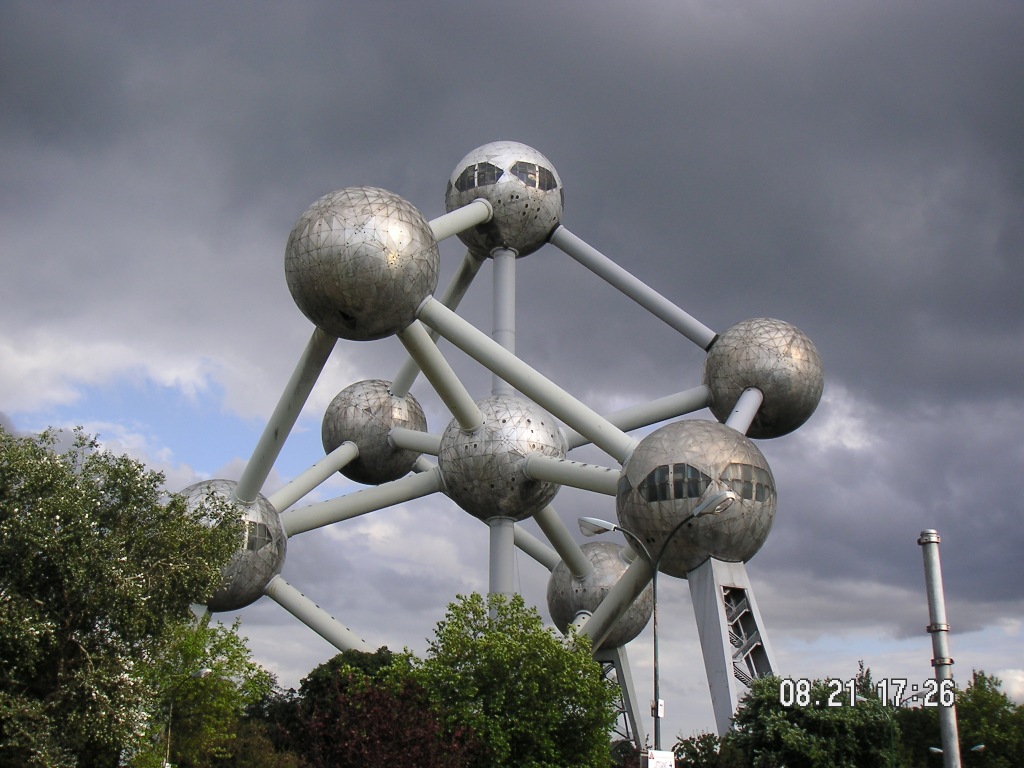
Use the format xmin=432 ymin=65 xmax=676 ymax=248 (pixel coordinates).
xmin=596 ymin=645 xmax=644 ymax=754
xmin=687 ymin=558 xmax=775 ymax=735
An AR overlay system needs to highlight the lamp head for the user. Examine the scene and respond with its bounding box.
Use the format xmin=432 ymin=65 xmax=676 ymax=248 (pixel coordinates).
xmin=692 ymin=489 xmax=739 ymax=518
xmin=578 ymin=516 xmax=617 ymax=537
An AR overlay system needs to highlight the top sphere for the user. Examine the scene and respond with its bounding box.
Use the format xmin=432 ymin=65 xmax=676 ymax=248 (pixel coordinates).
xmin=703 ymin=318 xmax=824 ymax=438
xmin=285 ymin=186 xmax=439 ymax=341
xmin=445 ymin=141 xmax=563 ymax=258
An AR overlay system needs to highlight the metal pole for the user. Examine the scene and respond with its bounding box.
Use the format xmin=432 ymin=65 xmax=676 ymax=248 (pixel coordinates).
xmin=549 ymin=226 xmax=718 ymax=350
xmin=492 ymin=247 xmax=516 ymax=396
xmin=488 ymin=516 xmax=516 ymax=596
xmin=280 ymin=466 xmax=443 ymax=536
xmin=234 ymin=327 xmax=336 ymax=504
xmin=418 ymin=297 xmax=637 ymax=462
xmin=918 ymin=529 xmax=961 ymax=768
xmin=511 ymin=521 xmax=562 ymax=572
xmin=724 ymin=387 xmax=764 ymax=434
xmin=533 ymin=505 xmax=593 ymax=579
xmin=428 ymin=199 xmax=492 ymax=243
xmin=264 ymin=575 xmax=371 ymax=652
xmin=267 ymin=441 xmax=359 ymax=513
xmin=397 ymin=321 xmax=483 ymax=432
xmin=392 ymin=250 xmax=485 ymax=397
xmin=522 ymin=454 xmax=619 ymax=496
xmin=562 ymin=385 xmax=712 ymax=450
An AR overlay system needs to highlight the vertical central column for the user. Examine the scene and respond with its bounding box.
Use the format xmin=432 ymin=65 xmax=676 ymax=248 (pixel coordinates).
xmin=490 ymin=248 xmax=517 ymax=597
xmin=488 ymin=516 xmax=516 ymax=598
xmin=492 ymin=248 xmax=516 ymax=396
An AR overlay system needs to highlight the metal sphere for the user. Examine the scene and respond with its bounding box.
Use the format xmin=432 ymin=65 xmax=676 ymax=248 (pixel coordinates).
xmin=322 ymin=379 xmax=427 ymax=485
xmin=703 ymin=318 xmax=824 ymax=438
xmin=616 ymin=419 xmax=776 ymax=578
xmin=547 ymin=541 xmax=653 ymax=649
xmin=285 ymin=186 xmax=440 ymax=340
xmin=445 ymin=141 xmax=563 ymax=258
xmin=437 ymin=394 xmax=567 ymax=521
xmin=179 ymin=479 xmax=286 ymax=612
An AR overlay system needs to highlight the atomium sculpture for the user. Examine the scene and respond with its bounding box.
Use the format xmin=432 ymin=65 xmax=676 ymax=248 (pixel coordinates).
xmin=180 ymin=139 xmax=823 ymax=743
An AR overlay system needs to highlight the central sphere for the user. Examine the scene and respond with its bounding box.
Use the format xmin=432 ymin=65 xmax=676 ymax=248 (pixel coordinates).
xmin=437 ymin=394 xmax=567 ymax=521
xmin=445 ymin=141 xmax=563 ymax=258
xmin=285 ymin=186 xmax=439 ymax=340
xmin=179 ymin=479 xmax=286 ymax=612
xmin=616 ymin=419 xmax=776 ymax=577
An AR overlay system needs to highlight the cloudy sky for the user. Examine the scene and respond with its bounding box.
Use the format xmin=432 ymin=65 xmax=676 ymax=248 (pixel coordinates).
xmin=3 ymin=0 xmax=1022 ymax=743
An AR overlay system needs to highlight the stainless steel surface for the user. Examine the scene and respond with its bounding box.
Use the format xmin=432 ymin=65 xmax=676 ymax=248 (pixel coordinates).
xmin=445 ymin=140 xmax=563 ymax=258
xmin=616 ymin=419 xmax=776 ymax=577
xmin=437 ymin=393 xmax=567 ymax=521
xmin=547 ymin=541 xmax=653 ymax=649
xmin=180 ymin=479 xmax=286 ymax=612
xmin=285 ymin=186 xmax=439 ymax=340
xmin=321 ymin=379 xmax=427 ymax=485
xmin=703 ymin=317 xmax=823 ymax=438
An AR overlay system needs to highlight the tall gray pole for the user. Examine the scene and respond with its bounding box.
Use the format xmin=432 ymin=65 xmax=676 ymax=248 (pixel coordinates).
xmin=492 ymin=248 xmax=516 ymax=396
xmin=918 ymin=529 xmax=961 ymax=768
xmin=234 ymin=327 xmax=336 ymax=504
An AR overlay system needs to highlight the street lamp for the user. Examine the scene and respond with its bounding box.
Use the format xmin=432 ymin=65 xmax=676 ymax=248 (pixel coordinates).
xmin=578 ymin=489 xmax=737 ymax=751
xmin=164 ymin=668 xmax=212 ymax=768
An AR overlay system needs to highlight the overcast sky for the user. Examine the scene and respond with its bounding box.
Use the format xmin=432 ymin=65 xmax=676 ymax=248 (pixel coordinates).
xmin=2 ymin=0 xmax=1022 ymax=743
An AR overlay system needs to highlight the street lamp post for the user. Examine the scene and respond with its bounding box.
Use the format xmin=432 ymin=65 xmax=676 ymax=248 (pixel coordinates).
xmin=579 ymin=489 xmax=737 ymax=751
xmin=163 ymin=668 xmax=212 ymax=768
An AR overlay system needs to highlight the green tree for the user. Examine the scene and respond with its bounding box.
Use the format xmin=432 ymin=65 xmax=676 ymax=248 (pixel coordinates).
xmin=0 ymin=428 xmax=240 ymax=767
xmin=274 ymin=647 xmax=482 ymax=768
xmin=728 ymin=672 xmax=894 ymax=768
xmin=956 ymin=670 xmax=1024 ymax=767
xmin=412 ymin=592 xmax=618 ymax=768
xmin=133 ymin=614 xmax=275 ymax=767
xmin=895 ymin=670 xmax=1024 ymax=768
xmin=675 ymin=731 xmax=724 ymax=767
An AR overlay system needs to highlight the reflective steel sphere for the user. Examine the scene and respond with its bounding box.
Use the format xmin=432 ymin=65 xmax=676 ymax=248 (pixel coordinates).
xmin=180 ymin=479 xmax=286 ymax=612
xmin=547 ymin=541 xmax=653 ymax=649
xmin=616 ymin=419 xmax=776 ymax=577
xmin=445 ymin=141 xmax=563 ymax=258
xmin=703 ymin=318 xmax=823 ymax=438
xmin=285 ymin=186 xmax=439 ymax=340
xmin=438 ymin=394 xmax=567 ymax=521
xmin=322 ymin=379 xmax=427 ymax=485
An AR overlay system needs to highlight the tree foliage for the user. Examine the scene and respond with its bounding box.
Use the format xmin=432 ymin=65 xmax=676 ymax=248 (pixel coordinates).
xmin=412 ymin=592 xmax=618 ymax=768
xmin=895 ymin=670 xmax=1024 ymax=767
xmin=727 ymin=669 xmax=894 ymax=768
xmin=132 ymin=614 xmax=275 ymax=767
xmin=265 ymin=647 xmax=481 ymax=768
xmin=0 ymin=428 xmax=240 ymax=766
